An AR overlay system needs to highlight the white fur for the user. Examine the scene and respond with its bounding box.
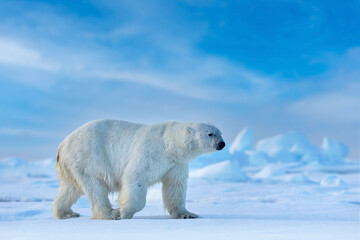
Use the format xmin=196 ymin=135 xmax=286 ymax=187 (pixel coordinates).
xmin=52 ymin=119 xmax=224 ymax=220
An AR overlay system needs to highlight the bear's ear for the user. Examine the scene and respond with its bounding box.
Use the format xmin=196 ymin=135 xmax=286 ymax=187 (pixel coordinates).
xmin=186 ymin=127 xmax=195 ymax=136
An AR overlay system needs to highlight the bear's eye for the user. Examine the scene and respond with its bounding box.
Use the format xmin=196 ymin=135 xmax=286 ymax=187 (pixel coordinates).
xmin=208 ymin=133 xmax=213 ymax=137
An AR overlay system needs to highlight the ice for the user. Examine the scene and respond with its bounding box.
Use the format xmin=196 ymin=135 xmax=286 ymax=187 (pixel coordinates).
xmin=301 ymin=152 xmax=323 ymax=163
xmin=321 ymin=138 xmax=349 ymax=164
xmin=0 ymin=157 xmax=28 ymax=168
xmin=251 ymin=165 xmax=312 ymax=184
xmin=320 ymin=175 xmax=347 ymax=187
xmin=229 ymin=127 xmax=253 ymax=154
xmin=189 ymin=128 xmax=357 ymax=185
xmin=0 ymin=157 xmax=56 ymax=180
xmin=268 ymin=149 xmax=299 ymax=163
xmin=188 ymin=128 xmax=358 ymax=187
xmin=0 ymin=157 xmax=55 ymax=170
xmin=189 ymin=150 xmax=232 ymax=169
xmin=256 ymin=131 xmax=314 ymax=153
xmin=245 ymin=150 xmax=272 ymax=166
xmin=279 ymin=173 xmax=312 ymax=184
xmin=227 ymin=129 xmax=351 ymax=167
xmin=190 ymin=160 xmax=248 ymax=182
xmin=253 ymin=164 xmax=285 ymax=179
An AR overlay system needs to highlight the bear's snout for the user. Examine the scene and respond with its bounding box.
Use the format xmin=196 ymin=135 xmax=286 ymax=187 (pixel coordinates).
xmin=216 ymin=141 xmax=225 ymax=150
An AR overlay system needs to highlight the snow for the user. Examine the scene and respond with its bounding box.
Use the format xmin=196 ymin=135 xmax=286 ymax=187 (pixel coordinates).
xmin=0 ymin=128 xmax=359 ymax=240
xmin=245 ymin=150 xmax=272 ymax=166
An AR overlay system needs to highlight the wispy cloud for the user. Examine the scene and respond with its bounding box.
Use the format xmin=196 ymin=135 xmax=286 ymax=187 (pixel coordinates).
xmin=80 ymin=56 xmax=276 ymax=102
xmin=0 ymin=37 xmax=276 ymax=105
xmin=0 ymin=38 xmax=61 ymax=71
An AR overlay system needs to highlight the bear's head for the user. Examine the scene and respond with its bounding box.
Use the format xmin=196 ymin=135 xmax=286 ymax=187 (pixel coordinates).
xmin=186 ymin=123 xmax=225 ymax=154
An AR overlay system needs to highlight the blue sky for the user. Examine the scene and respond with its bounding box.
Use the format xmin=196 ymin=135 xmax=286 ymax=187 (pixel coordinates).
xmin=0 ymin=0 xmax=359 ymax=159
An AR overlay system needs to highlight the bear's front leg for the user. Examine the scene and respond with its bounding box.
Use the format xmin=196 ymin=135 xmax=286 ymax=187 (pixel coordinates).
xmin=161 ymin=164 xmax=199 ymax=219
xmin=118 ymin=177 xmax=147 ymax=219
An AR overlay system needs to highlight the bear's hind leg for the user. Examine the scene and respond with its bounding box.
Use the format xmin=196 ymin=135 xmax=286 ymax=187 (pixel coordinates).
xmin=52 ymin=182 xmax=82 ymax=219
xmin=79 ymin=177 xmax=119 ymax=220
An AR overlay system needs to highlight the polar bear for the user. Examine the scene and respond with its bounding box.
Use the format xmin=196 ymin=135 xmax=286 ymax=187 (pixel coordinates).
xmin=52 ymin=120 xmax=225 ymax=220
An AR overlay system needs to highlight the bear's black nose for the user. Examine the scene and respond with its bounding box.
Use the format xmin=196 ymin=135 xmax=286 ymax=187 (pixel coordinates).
xmin=216 ymin=141 xmax=225 ymax=150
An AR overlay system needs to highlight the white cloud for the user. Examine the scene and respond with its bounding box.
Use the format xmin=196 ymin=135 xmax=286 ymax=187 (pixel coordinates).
xmin=81 ymin=56 xmax=275 ymax=103
xmin=0 ymin=38 xmax=61 ymax=71
xmin=0 ymin=32 xmax=275 ymax=103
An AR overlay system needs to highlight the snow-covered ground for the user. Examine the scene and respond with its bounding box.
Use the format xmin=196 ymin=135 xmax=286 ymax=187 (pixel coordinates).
xmin=0 ymin=129 xmax=359 ymax=240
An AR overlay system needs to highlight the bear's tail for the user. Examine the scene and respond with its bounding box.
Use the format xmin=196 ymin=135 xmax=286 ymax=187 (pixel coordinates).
xmin=56 ymin=149 xmax=60 ymax=164
xmin=55 ymin=145 xmax=63 ymax=176
xmin=55 ymin=144 xmax=68 ymax=181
